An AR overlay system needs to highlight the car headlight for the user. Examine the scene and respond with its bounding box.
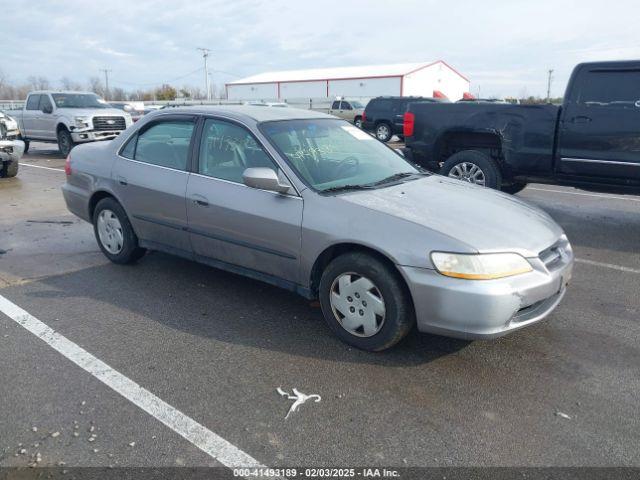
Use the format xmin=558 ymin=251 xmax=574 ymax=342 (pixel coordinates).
xmin=430 ymin=252 xmax=533 ymax=280
xmin=75 ymin=116 xmax=91 ymax=128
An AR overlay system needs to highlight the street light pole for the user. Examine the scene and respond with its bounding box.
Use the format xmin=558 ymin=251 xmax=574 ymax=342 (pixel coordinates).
xmin=197 ymin=48 xmax=211 ymax=100
xmin=100 ymin=69 xmax=112 ymax=100
xmin=546 ymin=69 xmax=554 ymax=103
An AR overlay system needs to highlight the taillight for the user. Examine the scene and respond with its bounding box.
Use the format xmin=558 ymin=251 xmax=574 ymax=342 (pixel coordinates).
xmin=361 ymin=111 xmax=366 ymax=123
xmin=64 ymin=154 xmax=72 ymax=176
xmin=403 ymin=112 xmax=415 ymax=137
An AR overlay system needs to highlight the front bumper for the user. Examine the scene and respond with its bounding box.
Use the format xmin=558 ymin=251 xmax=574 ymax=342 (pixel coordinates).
xmin=400 ymin=245 xmax=573 ymax=340
xmin=71 ymin=130 xmax=123 ymax=143
xmin=0 ymin=139 xmax=25 ymax=163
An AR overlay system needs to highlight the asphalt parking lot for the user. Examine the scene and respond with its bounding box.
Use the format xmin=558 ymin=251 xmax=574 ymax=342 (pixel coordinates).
xmin=1 ymin=142 xmax=639 ymax=472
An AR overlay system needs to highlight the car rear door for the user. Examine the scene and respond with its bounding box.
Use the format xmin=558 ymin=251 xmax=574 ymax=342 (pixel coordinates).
xmin=22 ymin=94 xmax=40 ymax=138
xmin=113 ymin=114 xmax=196 ymax=254
xmin=558 ymin=67 xmax=640 ymax=181
xmin=186 ymin=117 xmax=303 ymax=283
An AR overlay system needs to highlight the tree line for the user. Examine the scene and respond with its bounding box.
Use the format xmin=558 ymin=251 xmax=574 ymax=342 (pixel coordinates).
xmin=0 ymin=71 xmax=223 ymax=101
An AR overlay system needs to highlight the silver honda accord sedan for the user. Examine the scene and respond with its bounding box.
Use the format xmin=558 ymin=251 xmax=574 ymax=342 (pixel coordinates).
xmin=62 ymin=106 xmax=573 ymax=351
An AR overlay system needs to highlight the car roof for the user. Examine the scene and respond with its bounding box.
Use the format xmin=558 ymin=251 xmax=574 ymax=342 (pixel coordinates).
xmin=152 ymin=105 xmax=334 ymax=123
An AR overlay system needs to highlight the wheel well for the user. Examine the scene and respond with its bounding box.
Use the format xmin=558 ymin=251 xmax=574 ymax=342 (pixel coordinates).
xmin=354 ymin=115 xmax=362 ymax=120
xmin=88 ymin=191 xmax=116 ymax=220
xmin=309 ymin=243 xmax=410 ymax=300
xmin=56 ymin=123 xmax=69 ymax=134
xmin=436 ymin=131 xmax=502 ymax=164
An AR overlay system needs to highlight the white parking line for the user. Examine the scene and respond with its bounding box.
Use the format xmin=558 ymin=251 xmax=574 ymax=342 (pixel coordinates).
xmin=527 ymin=187 xmax=640 ymax=203
xmin=576 ymin=258 xmax=640 ymax=274
xmin=0 ymin=293 xmax=269 ymax=474
xmin=19 ymin=163 xmax=65 ymax=172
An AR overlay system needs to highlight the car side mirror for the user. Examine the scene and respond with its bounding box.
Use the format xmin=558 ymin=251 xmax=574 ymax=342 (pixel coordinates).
xmin=42 ymin=105 xmax=53 ymax=114
xmin=242 ymin=167 xmax=291 ymax=194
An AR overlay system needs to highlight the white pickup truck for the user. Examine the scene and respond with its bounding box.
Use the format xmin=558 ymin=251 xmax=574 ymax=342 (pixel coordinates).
xmin=12 ymin=91 xmax=132 ymax=156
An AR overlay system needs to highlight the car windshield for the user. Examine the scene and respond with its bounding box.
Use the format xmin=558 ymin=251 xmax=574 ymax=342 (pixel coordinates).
xmin=349 ymin=100 xmax=365 ymax=108
xmin=261 ymin=118 xmax=421 ymax=192
xmin=52 ymin=93 xmax=109 ymax=109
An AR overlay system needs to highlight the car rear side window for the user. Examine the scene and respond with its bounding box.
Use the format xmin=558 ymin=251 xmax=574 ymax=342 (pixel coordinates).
xmin=341 ymin=102 xmax=352 ymax=110
xmin=370 ymin=99 xmax=391 ymax=111
xmin=26 ymin=95 xmax=40 ymax=110
xmin=198 ymin=118 xmax=277 ymax=184
xmin=578 ymin=70 xmax=640 ymax=107
xmin=331 ymin=101 xmax=340 ymax=109
xmin=134 ymin=120 xmax=195 ymax=170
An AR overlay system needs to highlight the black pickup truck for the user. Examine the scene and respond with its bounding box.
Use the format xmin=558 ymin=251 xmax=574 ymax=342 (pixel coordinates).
xmin=403 ymin=61 xmax=640 ymax=194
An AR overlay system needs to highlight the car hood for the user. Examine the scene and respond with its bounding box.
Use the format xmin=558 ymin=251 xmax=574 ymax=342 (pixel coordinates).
xmin=57 ymin=108 xmax=126 ymax=117
xmin=339 ymin=175 xmax=563 ymax=257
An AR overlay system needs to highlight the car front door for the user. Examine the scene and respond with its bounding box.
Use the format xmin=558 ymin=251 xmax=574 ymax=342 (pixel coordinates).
xmin=37 ymin=94 xmax=57 ymax=141
xmin=22 ymin=94 xmax=40 ymax=138
xmin=113 ymin=114 xmax=196 ymax=254
xmin=558 ymin=67 xmax=640 ymax=181
xmin=186 ymin=117 xmax=303 ymax=283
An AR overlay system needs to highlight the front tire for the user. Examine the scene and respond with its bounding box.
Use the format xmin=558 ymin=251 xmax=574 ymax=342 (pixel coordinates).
xmin=375 ymin=122 xmax=392 ymax=142
xmin=501 ymin=182 xmax=527 ymax=194
xmin=354 ymin=117 xmax=363 ymax=128
xmin=57 ymin=128 xmax=74 ymax=157
xmin=319 ymin=252 xmax=414 ymax=351
xmin=440 ymin=150 xmax=502 ymax=189
xmin=93 ymin=197 xmax=146 ymax=264
xmin=4 ymin=160 xmax=18 ymax=177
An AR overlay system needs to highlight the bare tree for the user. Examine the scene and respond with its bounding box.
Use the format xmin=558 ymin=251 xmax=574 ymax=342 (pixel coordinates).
xmin=110 ymin=87 xmax=127 ymax=101
xmin=27 ymin=76 xmax=51 ymax=90
xmin=88 ymin=77 xmax=105 ymax=97
xmin=59 ymin=77 xmax=83 ymax=91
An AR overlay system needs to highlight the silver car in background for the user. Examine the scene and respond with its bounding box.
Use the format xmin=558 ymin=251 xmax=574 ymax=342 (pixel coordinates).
xmin=62 ymin=106 xmax=573 ymax=351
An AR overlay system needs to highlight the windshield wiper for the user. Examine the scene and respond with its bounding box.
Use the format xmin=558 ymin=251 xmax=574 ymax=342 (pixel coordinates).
xmin=371 ymin=171 xmax=424 ymax=186
xmin=321 ymin=184 xmax=376 ymax=194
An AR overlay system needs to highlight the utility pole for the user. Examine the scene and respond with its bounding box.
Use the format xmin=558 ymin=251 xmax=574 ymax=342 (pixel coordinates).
xmin=100 ymin=69 xmax=112 ymax=100
xmin=197 ymin=48 xmax=211 ymax=100
xmin=546 ymin=69 xmax=554 ymax=103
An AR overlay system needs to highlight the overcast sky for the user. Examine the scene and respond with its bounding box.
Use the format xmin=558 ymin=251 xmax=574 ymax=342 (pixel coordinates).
xmin=3 ymin=0 xmax=639 ymax=98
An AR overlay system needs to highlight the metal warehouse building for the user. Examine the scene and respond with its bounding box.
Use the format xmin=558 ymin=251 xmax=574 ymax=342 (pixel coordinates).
xmin=225 ymin=60 xmax=470 ymax=102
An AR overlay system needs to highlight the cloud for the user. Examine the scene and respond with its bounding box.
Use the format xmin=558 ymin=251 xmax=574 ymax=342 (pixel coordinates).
xmin=3 ymin=0 xmax=640 ymax=97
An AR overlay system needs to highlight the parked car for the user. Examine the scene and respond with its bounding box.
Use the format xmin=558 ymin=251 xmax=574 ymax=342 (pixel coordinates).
xmin=361 ymin=96 xmax=444 ymax=142
xmin=328 ymin=99 xmax=366 ymax=128
xmin=12 ymin=91 xmax=133 ymax=156
xmin=62 ymin=106 xmax=573 ymax=351
xmin=404 ymin=60 xmax=640 ymax=194
xmin=244 ymin=101 xmax=290 ymax=108
xmin=110 ymin=101 xmax=146 ymax=122
xmin=0 ymin=111 xmax=24 ymax=178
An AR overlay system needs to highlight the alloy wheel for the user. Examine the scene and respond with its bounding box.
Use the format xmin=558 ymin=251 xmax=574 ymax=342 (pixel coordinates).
xmin=329 ymin=272 xmax=386 ymax=337
xmin=376 ymin=124 xmax=390 ymax=141
xmin=448 ymin=162 xmax=486 ymax=186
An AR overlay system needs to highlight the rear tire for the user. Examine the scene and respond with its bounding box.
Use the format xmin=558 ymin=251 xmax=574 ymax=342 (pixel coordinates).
xmin=354 ymin=117 xmax=363 ymax=128
xmin=501 ymin=182 xmax=527 ymax=194
xmin=57 ymin=128 xmax=74 ymax=157
xmin=375 ymin=122 xmax=392 ymax=142
xmin=319 ymin=252 xmax=414 ymax=351
xmin=441 ymin=150 xmax=502 ymax=189
xmin=93 ymin=197 xmax=146 ymax=264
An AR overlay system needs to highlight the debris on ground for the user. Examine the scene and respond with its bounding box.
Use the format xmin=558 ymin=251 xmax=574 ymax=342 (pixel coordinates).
xmin=128 ymin=442 xmax=136 ymax=447
xmin=555 ymin=411 xmax=571 ymax=419
xmin=31 ymin=427 xmax=37 ymax=433
xmin=51 ymin=431 xmax=60 ymax=438
xmin=276 ymin=387 xmax=321 ymax=419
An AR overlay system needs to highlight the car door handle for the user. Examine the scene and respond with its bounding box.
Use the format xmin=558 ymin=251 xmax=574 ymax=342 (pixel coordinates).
xmin=191 ymin=194 xmax=209 ymax=207
xmin=571 ymin=116 xmax=592 ymax=124
xmin=116 ymin=176 xmax=128 ymax=186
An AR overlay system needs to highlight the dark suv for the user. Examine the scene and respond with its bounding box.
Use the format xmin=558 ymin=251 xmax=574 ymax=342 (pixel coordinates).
xmin=362 ymin=96 xmax=442 ymax=142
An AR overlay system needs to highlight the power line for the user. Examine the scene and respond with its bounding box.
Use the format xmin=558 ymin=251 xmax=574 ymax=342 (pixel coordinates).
xmin=110 ymin=67 xmax=204 ymax=87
